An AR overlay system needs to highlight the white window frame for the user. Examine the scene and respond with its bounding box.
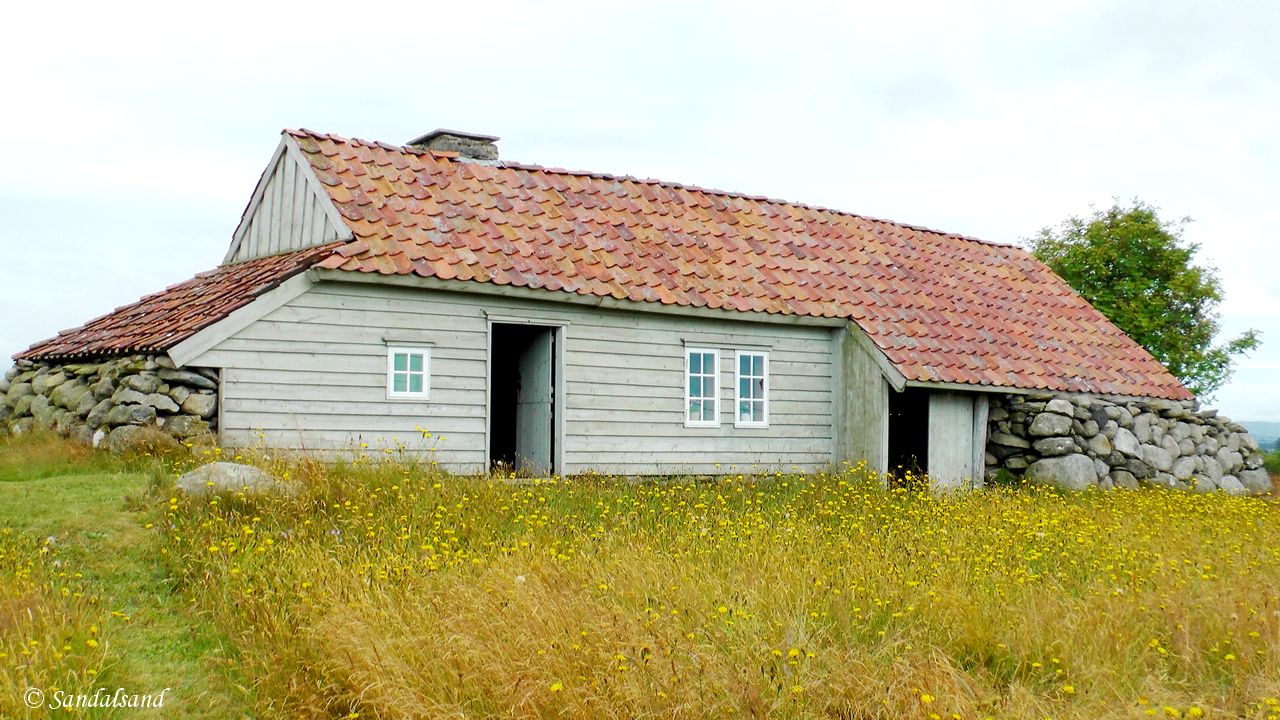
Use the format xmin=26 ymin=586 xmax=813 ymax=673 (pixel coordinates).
xmin=684 ymin=347 xmax=720 ymax=428
xmin=386 ymin=346 xmax=430 ymax=400
xmin=734 ymin=350 xmax=769 ymax=428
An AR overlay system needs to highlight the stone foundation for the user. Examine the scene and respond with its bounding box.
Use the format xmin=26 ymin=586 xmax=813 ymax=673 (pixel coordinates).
xmin=986 ymin=393 xmax=1270 ymax=494
xmin=1 ymin=355 xmax=218 ymax=450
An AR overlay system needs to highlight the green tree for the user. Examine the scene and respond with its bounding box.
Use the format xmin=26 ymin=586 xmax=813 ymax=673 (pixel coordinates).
xmin=1027 ymin=200 xmax=1259 ymax=399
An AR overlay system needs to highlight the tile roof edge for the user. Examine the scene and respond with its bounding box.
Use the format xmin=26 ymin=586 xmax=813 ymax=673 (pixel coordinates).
xmin=14 ymin=243 xmax=341 ymax=363
xmin=284 ymin=128 xmax=1019 ymax=250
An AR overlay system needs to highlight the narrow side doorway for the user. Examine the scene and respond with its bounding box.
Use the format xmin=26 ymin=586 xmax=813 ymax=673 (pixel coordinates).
xmin=887 ymin=387 xmax=930 ymax=481
xmin=489 ymin=323 xmax=559 ymax=475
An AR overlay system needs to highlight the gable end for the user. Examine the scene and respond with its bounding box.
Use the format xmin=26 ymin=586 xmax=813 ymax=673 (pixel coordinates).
xmin=223 ymin=135 xmax=353 ymax=264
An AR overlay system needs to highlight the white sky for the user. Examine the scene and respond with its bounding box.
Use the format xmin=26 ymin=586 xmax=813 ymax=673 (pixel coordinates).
xmin=2 ymin=0 xmax=1276 ymax=419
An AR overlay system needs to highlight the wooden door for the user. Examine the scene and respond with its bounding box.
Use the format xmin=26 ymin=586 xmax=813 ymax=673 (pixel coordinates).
xmin=515 ymin=329 xmax=553 ymax=474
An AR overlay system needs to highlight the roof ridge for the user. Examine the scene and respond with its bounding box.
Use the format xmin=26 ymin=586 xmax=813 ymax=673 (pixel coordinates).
xmin=285 ymin=128 xmax=1019 ymax=250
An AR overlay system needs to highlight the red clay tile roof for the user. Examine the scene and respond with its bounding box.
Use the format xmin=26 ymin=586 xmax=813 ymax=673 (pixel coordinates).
xmin=17 ymin=129 xmax=1191 ymax=402
xmin=15 ymin=245 xmax=336 ymax=361
xmin=293 ymin=130 xmax=1191 ymax=401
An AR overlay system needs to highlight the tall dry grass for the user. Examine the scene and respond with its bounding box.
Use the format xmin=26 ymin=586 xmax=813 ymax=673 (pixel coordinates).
xmin=157 ymin=452 xmax=1280 ymax=719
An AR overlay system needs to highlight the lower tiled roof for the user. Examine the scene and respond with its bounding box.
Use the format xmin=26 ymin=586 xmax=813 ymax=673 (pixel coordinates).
xmin=15 ymin=245 xmax=336 ymax=362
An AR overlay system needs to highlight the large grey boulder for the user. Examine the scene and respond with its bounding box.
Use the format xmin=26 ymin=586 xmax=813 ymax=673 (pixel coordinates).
xmin=105 ymin=403 xmax=156 ymax=427
xmin=1045 ymin=398 xmax=1075 ymax=416
xmin=1216 ymin=448 xmax=1244 ymax=473
xmin=1086 ymin=433 xmax=1112 ymax=456
xmin=12 ymin=395 xmax=33 ymax=417
xmin=1110 ymin=469 xmax=1139 ymax=489
xmin=85 ymin=399 xmax=113 ymax=429
xmin=163 ymin=415 xmax=210 ymax=438
xmin=123 ymin=373 xmax=162 ymax=394
xmin=1032 ymin=436 xmax=1075 ymax=457
xmin=1028 ymin=412 xmax=1073 ymax=438
xmin=1133 ymin=413 xmax=1153 ymax=443
xmin=1025 ymin=453 xmax=1096 ymax=492
xmin=1238 ymin=468 xmax=1273 ymax=495
xmin=180 ymin=393 xmax=217 ymax=419
xmin=1217 ymin=475 xmax=1249 ymax=496
xmin=159 ymin=368 xmax=217 ymax=391
xmin=1171 ymin=456 xmax=1197 ymax=482
xmin=1140 ymin=443 xmax=1174 ymax=473
xmin=176 ymin=462 xmax=291 ymax=496
xmin=145 ymin=393 xmax=180 ymax=413
xmin=6 ymin=381 xmax=33 ymax=404
xmin=1113 ymin=427 xmax=1141 ymax=457
xmin=990 ymin=432 xmax=1030 ymax=449
xmin=32 ymin=372 xmax=67 ymax=395
xmin=30 ymin=396 xmax=54 ymax=427
xmin=112 ymin=387 xmax=149 ymax=405
xmin=91 ymin=376 xmax=115 ymax=400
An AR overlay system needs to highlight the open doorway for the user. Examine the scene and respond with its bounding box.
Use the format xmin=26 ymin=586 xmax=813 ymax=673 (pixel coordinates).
xmin=888 ymin=387 xmax=929 ymax=482
xmin=489 ymin=323 xmax=558 ymax=475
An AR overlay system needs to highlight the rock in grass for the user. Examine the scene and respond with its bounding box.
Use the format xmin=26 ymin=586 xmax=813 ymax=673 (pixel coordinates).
xmin=175 ymin=462 xmax=292 ymax=496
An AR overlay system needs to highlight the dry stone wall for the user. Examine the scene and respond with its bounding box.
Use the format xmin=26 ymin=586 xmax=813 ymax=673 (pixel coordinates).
xmin=986 ymin=393 xmax=1270 ymax=495
xmin=0 ymin=355 xmax=218 ymax=451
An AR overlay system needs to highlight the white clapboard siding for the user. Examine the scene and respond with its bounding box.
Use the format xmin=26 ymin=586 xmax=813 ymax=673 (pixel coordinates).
xmin=193 ymin=282 xmax=836 ymax=474
xmin=227 ymin=148 xmax=343 ymax=263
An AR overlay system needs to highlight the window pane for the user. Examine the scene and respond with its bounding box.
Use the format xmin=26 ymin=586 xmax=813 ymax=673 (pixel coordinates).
xmin=409 ymin=374 xmax=423 ymax=393
xmin=739 ymin=355 xmax=750 ymax=374
xmin=753 ymin=378 xmax=765 ymax=397
xmin=739 ymin=378 xmax=750 ymax=398
xmin=702 ymin=401 xmax=716 ymax=421
xmin=739 ymin=400 xmax=750 ymax=419
xmin=393 ymin=353 xmax=408 ymax=371
xmin=392 ymin=373 xmax=407 ymax=393
xmin=689 ymin=399 xmax=701 ymax=419
xmin=409 ymin=353 xmax=424 ymax=372
xmin=753 ymin=355 xmax=764 ymax=376
xmin=689 ymin=353 xmax=701 ymax=374
xmin=700 ymin=353 xmax=713 ymax=373
xmin=689 ymin=377 xmax=701 ymax=397
xmin=753 ymin=402 xmax=764 ymax=423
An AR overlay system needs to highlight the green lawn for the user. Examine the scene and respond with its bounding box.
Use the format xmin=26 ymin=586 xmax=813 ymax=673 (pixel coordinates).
xmin=0 ymin=437 xmax=243 ymax=719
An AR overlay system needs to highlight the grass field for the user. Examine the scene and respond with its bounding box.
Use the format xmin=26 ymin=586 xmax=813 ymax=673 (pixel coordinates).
xmin=2 ymin=434 xmax=1280 ymax=718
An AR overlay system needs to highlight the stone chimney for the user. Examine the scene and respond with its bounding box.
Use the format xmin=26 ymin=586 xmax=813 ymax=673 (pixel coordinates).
xmin=406 ymin=129 xmax=500 ymax=160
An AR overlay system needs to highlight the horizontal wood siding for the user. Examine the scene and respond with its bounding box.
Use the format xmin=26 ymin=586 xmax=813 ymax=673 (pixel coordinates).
xmin=193 ymin=283 xmax=835 ymax=474
xmin=230 ymin=152 xmax=340 ymax=263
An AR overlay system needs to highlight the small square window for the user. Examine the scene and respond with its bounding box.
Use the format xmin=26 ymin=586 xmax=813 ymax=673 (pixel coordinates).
xmin=387 ymin=347 xmax=430 ymax=399
xmin=735 ymin=350 xmax=768 ymax=427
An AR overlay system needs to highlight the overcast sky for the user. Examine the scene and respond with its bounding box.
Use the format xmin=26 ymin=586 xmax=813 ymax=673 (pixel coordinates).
xmin=2 ymin=1 xmax=1276 ymax=420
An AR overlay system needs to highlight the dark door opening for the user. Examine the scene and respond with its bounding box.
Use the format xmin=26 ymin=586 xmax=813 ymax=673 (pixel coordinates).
xmin=888 ymin=387 xmax=929 ymax=481
xmin=490 ymin=323 xmax=557 ymax=475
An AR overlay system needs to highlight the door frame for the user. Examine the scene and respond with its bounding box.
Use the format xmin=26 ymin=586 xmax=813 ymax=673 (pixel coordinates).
xmin=484 ymin=316 xmax=567 ymax=475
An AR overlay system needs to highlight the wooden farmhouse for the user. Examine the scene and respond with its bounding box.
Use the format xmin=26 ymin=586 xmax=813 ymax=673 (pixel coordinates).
xmin=14 ymin=128 xmax=1243 ymax=490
